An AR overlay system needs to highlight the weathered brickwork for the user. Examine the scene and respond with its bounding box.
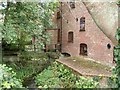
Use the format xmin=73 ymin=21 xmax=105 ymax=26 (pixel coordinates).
xmin=58 ymin=2 xmax=114 ymax=66
xmin=49 ymin=2 xmax=115 ymax=66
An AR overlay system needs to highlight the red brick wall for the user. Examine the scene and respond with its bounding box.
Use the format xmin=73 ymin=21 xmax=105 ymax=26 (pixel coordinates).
xmin=60 ymin=2 xmax=114 ymax=66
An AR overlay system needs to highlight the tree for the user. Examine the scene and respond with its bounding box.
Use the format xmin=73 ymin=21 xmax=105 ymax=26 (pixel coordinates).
xmin=1 ymin=1 xmax=58 ymax=50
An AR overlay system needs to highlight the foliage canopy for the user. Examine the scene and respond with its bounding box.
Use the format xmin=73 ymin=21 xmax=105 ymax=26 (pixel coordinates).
xmin=1 ymin=1 xmax=58 ymax=50
xmin=0 ymin=64 xmax=22 ymax=88
xmin=35 ymin=61 xmax=99 ymax=88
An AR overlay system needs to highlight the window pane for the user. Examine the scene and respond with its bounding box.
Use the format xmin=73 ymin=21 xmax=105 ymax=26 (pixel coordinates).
xmin=80 ymin=17 xmax=85 ymax=31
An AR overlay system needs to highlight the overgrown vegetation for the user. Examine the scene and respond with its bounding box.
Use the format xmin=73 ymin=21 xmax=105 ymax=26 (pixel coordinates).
xmin=0 ymin=64 xmax=22 ymax=89
xmin=114 ymin=1 xmax=120 ymax=84
xmin=68 ymin=57 xmax=111 ymax=71
xmin=1 ymin=0 xmax=119 ymax=88
xmin=1 ymin=1 xmax=59 ymax=51
xmin=1 ymin=1 xmax=59 ymax=88
xmin=3 ymin=51 xmax=60 ymax=82
xmin=35 ymin=61 xmax=99 ymax=88
xmin=107 ymin=75 xmax=118 ymax=88
xmin=6 ymin=60 xmax=47 ymax=81
xmin=114 ymin=27 xmax=120 ymax=87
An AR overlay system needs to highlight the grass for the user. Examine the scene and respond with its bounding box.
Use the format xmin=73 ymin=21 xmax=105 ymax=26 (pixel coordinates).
xmin=66 ymin=56 xmax=111 ymax=72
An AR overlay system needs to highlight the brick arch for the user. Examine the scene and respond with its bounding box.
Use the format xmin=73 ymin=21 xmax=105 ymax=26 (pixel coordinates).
xmin=80 ymin=43 xmax=87 ymax=56
xmin=61 ymin=52 xmax=71 ymax=57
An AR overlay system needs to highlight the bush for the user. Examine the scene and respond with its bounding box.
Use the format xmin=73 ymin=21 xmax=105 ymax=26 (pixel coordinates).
xmin=114 ymin=27 xmax=120 ymax=87
xmin=35 ymin=61 xmax=99 ymax=88
xmin=0 ymin=64 xmax=22 ymax=89
xmin=46 ymin=50 xmax=60 ymax=59
xmin=107 ymin=74 xmax=118 ymax=88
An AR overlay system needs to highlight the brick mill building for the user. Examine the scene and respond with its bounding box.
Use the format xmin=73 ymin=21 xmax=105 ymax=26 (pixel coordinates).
xmin=47 ymin=2 xmax=115 ymax=66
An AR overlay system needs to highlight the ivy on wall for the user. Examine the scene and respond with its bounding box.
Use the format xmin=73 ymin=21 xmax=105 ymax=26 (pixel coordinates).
xmin=114 ymin=27 xmax=120 ymax=87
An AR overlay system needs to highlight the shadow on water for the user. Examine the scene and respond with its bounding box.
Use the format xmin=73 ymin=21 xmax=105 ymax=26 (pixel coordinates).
xmin=22 ymin=60 xmax=54 ymax=88
xmin=2 ymin=50 xmax=57 ymax=88
xmin=3 ymin=56 xmax=53 ymax=88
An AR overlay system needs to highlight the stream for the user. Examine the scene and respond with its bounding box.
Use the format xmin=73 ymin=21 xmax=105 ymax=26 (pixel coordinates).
xmin=3 ymin=55 xmax=54 ymax=89
xmin=22 ymin=60 xmax=52 ymax=88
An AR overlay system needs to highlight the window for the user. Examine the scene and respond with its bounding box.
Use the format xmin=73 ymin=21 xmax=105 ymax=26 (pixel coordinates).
xmin=80 ymin=17 xmax=85 ymax=31
xmin=107 ymin=43 xmax=111 ymax=49
xmin=68 ymin=32 xmax=73 ymax=43
xmin=70 ymin=1 xmax=75 ymax=8
xmin=57 ymin=11 xmax=61 ymax=19
xmin=80 ymin=43 xmax=87 ymax=56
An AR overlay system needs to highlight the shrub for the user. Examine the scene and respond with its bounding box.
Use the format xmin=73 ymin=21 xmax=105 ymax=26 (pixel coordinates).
xmin=35 ymin=61 xmax=99 ymax=88
xmin=0 ymin=64 xmax=22 ymax=89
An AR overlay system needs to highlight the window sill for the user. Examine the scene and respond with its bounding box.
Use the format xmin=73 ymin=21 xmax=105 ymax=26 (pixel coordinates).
xmin=68 ymin=41 xmax=73 ymax=43
xmin=79 ymin=30 xmax=85 ymax=32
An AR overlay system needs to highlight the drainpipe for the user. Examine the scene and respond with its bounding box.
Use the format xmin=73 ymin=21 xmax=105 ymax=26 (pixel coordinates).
xmin=60 ymin=2 xmax=62 ymax=52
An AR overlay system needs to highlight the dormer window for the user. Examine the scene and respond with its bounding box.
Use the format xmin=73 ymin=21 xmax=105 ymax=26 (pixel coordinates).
xmin=70 ymin=1 xmax=75 ymax=8
xmin=80 ymin=17 xmax=85 ymax=31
